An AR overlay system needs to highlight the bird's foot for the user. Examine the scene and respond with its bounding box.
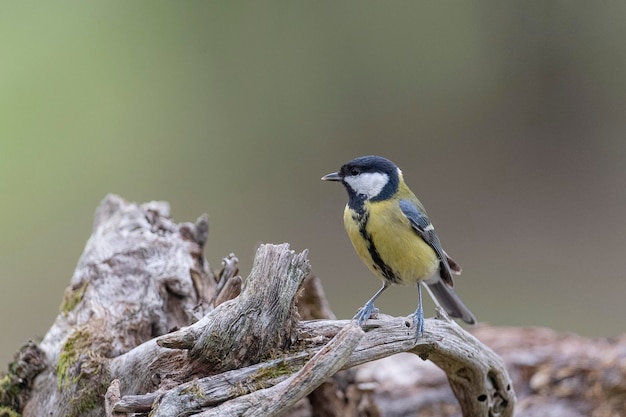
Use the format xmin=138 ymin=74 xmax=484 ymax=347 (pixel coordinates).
xmin=413 ymin=305 xmax=424 ymax=339
xmin=353 ymin=303 xmax=379 ymax=326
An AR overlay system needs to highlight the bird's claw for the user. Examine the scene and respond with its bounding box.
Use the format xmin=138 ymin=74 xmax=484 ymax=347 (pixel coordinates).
xmin=353 ymin=303 xmax=379 ymax=326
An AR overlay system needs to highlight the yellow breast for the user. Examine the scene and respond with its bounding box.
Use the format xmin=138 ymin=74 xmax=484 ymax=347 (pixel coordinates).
xmin=343 ymin=200 xmax=439 ymax=286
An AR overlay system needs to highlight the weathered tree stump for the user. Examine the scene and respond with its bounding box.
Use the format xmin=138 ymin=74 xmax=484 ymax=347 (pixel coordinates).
xmin=1 ymin=195 xmax=623 ymax=417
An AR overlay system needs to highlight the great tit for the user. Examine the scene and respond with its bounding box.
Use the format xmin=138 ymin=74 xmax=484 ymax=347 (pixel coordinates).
xmin=322 ymin=155 xmax=476 ymax=337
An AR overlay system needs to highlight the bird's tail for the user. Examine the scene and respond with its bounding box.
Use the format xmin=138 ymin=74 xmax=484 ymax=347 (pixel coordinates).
xmin=424 ymin=280 xmax=476 ymax=325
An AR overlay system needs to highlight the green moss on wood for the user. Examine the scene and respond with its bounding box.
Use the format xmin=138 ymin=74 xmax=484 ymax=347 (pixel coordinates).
xmin=56 ymin=325 xmax=112 ymax=417
xmin=0 ymin=375 xmax=20 ymax=413
xmin=60 ymin=281 xmax=88 ymax=314
xmin=0 ymin=405 xmax=21 ymax=417
xmin=253 ymin=360 xmax=293 ymax=381
xmin=57 ymin=329 xmax=90 ymax=390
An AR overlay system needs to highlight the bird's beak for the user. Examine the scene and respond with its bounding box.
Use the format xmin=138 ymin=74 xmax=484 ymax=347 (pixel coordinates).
xmin=321 ymin=172 xmax=342 ymax=182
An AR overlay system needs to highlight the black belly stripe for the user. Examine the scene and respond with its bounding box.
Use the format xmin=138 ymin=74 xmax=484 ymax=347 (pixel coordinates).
xmin=357 ymin=211 xmax=399 ymax=284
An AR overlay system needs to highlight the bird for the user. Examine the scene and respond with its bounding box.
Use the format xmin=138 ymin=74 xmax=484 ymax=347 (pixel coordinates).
xmin=321 ymin=155 xmax=476 ymax=337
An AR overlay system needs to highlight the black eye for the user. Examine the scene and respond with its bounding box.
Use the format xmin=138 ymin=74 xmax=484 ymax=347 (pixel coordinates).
xmin=350 ymin=167 xmax=360 ymax=176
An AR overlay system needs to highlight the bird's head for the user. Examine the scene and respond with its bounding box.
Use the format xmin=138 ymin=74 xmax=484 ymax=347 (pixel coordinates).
xmin=322 ymin=155 xmax=401 ymax=202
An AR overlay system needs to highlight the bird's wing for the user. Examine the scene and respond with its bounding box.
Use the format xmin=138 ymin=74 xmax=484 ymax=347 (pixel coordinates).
xmin=398 ymin=199 xmax=455 ymax=287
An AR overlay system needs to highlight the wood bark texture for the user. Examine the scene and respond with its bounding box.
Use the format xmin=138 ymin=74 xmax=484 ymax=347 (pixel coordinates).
xmin=0 ymin=195 xmax=622 ymax=417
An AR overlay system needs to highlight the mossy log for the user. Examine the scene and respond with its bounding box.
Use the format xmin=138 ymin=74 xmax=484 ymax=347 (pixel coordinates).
xmin=1 ymin=195 xmax=622 ymax=416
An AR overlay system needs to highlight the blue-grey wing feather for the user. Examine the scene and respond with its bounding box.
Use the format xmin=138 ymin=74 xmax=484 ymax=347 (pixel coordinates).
xmin=398 ymin=199 xmax=454 ymax=286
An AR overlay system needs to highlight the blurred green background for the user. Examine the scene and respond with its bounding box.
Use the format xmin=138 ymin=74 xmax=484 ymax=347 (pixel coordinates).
xmin=2 ymin=2 xmax=625 ymax=367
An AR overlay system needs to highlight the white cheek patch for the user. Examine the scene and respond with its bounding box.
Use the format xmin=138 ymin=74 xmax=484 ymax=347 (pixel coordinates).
xmin=344 ymin=172 xmax=389 ymax=199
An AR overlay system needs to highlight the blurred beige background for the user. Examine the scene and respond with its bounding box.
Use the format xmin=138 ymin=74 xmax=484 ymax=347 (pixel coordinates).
xmin=2 ymin=2 xmax=625 ymax=368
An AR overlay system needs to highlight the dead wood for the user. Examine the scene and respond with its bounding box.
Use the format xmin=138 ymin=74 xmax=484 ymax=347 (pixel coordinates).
xmin=0 ymin=195 xmax=622 ymax=417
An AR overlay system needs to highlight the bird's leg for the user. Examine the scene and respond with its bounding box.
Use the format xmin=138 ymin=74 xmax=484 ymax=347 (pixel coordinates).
xmin=353 ymin=282 xmax=389 ymax=326
xmin=413 ymin=283 xmax=425 ymax=338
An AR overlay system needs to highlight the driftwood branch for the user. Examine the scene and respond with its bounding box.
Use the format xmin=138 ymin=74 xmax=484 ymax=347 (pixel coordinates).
xmin=1 ymin=195 xmax=624 ymax=417
xmin=112 ymin=314 xmax=512 ymax=417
